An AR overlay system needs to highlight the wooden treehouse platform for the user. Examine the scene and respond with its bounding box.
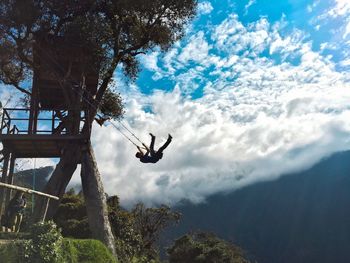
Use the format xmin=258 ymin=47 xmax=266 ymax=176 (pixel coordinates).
xmin=0 ymin=108 xmax=88 ymax=158
xmin=0 ymin=134 xmax=86 ymax=158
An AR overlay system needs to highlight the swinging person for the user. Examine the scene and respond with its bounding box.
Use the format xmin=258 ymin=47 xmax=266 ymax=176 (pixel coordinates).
xmin=136 ymin=133 xmax=172 ymax=163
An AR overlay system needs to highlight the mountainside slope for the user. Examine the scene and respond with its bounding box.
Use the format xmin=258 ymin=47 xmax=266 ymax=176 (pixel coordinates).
xmin=164 ymin=151 xmax=350 ymax=263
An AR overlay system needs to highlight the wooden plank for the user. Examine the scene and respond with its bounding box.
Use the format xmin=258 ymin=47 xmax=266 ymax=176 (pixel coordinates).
xmin=0 ymin=134 xmax=87 ymax=141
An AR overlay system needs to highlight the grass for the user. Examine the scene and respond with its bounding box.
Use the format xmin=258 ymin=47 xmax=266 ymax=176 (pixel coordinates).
xmin=61 ymin=238 xmax=118 ymax=263
xmin=0 ymin=238 xmax=118 ymax=263
xmin=0 ymin=240 xmax=21 ymax=263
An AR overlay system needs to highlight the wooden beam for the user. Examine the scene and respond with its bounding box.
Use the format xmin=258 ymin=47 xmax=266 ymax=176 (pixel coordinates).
xmin=0 ymin=134 xmax=87 ymax=141
xmin=0 ymin=182 xmax=59 ymax=200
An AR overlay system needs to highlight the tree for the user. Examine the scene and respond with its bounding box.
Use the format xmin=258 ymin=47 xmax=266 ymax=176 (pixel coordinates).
xmin=52 ymin=189 xmax=91 ymax=239
xmin=0 ymin=0 xmax=197 ymax=255
xmin=167 ymin=232 xmax=251 ymax=263
xmin=132 ymin=203 xmax=181 ymax=260
xmin=53 ymin=192 xmax=181 ymax=262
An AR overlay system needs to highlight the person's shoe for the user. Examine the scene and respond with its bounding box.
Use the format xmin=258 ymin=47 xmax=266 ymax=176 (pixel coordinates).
xmin=95 ymin=118 xmax=105 ymax=126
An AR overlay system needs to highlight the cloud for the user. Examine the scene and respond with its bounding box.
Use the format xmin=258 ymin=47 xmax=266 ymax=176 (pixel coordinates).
xmin=327 ymin=0 xmax=350 ymax=18
xmin=244 ymin=0 xmax=256 ymax=15
xmin=17 ymin=158 xmax=56 ymax=171
xmin=178 ymin=31 xmax=211 ymax=64
xmin=83 ymin=13 xmax=350 ymax=207
xmin=315 ymin=0 xmax=350 ymax=39
xmin=197 ymin=1 xmax=214 ymax=15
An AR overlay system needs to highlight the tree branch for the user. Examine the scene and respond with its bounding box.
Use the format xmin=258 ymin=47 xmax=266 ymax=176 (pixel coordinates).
xmin=0 ymin=78 xmax=32 ymax=96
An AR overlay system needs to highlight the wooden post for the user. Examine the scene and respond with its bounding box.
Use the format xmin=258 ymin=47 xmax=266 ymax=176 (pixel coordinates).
xmin=51 ymin=111 xmax=55 ymax=134
xmin=28 ymin=98 xmax=34 ymax=135
xmin=29 ymin=74 xmax=39 ymax=134
xmin=4 ymin=154 xmax=16 ymax=206
xmin=42 ymin=198 xmax=50 ymax=223
xmin=33 ymin=102 xmax=39 ymax=134
xmin=0 ymin=152 xmax=10 ymax=216
xmin=0 ymin=109 xmax=5 ymax=134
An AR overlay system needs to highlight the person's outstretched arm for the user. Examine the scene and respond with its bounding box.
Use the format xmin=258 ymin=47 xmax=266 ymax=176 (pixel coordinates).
xmin=142 ymin=143 xmax=151 ymax=152
xmin=137 ymin=146 xmax=145 ymax=155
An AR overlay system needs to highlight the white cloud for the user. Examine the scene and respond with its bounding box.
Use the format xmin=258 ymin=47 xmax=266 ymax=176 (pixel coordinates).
xmin=244 ymin=0 xmax=256 ymax=15
xmin=18 ymin=158 xmax=56 ymax=171
xmin=327 ymin=0 xmax=350 ymax=18
xmin=344 ymin=18 xmax=350 ymax=38
xmin=84 ymin=14 xmax=350 ymax=207
xmin=178 ymin=31 xmax=211 ymax=64
xmin=315 ymin=0 xmax=350 ymax=39
xmin=339 ymin=58 xmax=350 ymax=66
xmin=140 ymin=51 xmax=160 ymax=72
xmin=197 ymin=1 xmax=213 ymax=15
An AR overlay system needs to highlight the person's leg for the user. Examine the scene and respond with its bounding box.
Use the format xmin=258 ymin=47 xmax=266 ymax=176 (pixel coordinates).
xmin=14 ymin=214 xmax=22 ymax=233
xmin=9 ymin=214 xmax=17 ymax=232
xmin=158 ymin=134 xmax=172 ymax=153
xmin=149 ymin=133 xmax=156 ymax=155
xmin=6 ymin=213 xmax=15 ymax=230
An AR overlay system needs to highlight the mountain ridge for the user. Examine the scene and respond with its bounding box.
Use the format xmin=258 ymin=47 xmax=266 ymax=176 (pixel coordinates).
xmin=161 ymin=150 xmax=350 ymax=263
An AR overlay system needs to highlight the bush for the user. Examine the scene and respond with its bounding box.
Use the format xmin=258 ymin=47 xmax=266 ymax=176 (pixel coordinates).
xmin=0 ymin=222 xmax=118 ymax=263
xmin=167 ymin=232 xmax=250 ymax=263
xmin=0 ymin=241 xmax=22 ymax=263
xmin=23 ymin=220 xmax=63 ymax=263
xmin=61 ymin=238 xmax=118 ymax=263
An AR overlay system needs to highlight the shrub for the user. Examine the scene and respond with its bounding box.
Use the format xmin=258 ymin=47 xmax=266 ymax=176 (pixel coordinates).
xmin=61 ymin=238 xmax=118 ymax=263
xmin=22 ymin=220 xmax=63 ymax=263
xmin=0 ymin=241 xmax=21 ymax=263
xmin=167 ymin=232 xmax=250 ymax=263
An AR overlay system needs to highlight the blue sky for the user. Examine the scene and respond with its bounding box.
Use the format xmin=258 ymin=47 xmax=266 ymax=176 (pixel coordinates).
xmin=2 ymin=0 xmax=350 ymax=206
xmin=132 ymin=0 xmax=350 ymax=98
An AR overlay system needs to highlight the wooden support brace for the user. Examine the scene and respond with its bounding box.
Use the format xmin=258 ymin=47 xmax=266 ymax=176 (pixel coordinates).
xmin=42 ymin=198 xmax=50 ymax=223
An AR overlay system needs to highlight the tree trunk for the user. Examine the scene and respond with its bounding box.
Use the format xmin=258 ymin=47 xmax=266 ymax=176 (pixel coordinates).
xmin=80 ymin=142 xmax=117 ymax=258
xmin=33 ymin=142 xmax=81 ymax=222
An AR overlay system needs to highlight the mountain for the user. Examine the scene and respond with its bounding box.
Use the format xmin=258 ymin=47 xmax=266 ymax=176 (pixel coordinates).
xmin=162 ymin=150 xmax=350 ymax=263
xmin=14 ymin=166 xmax=54 ymax=191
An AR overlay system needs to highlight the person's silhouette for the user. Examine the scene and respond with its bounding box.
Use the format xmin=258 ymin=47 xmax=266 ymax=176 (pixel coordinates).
xmin=136 ymin=133 xmax=172 ymax=163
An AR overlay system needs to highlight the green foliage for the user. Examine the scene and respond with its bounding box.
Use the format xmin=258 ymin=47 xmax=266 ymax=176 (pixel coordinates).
xmin=53 ymin=189 xmax=91 ymax=238
xmin=61 ymin=238 xmax=118 ymax=263
xmin=0 ymin=241 xmax=22 ymax=263
xmin=0 ymin=0 xmax=197 ymax=96
xmin=111 ymin=209 xmax=143 ymax=262
xmin=0 ymin=231 xmax=30 ymax=240
xmin=55 ymin=192 xmax=180 ymax=263
xmin=23 ymin=220 xmax=63 ymax=263
xmin=132 ymin=203 xmax=181 ymax=260
xmin=167 ymin=232 xmax=251 ymax=263
xmin=0 ymin=238 xmax=118 ymax=263
xmin=99 ymin=88 xmax=124 ymax=120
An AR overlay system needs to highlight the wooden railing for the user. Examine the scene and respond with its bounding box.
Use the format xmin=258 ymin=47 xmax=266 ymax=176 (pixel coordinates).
xmin=0 ymin=108 xmax=65 ymax=135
